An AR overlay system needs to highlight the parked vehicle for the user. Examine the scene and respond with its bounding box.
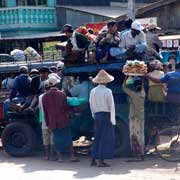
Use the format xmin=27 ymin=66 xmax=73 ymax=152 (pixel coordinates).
xmin=0 ymin=57 xmax=179 ymax=157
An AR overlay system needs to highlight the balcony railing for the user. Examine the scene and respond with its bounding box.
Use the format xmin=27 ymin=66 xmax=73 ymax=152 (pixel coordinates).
xmin=0 ymin=6 xmax=57 ymax=29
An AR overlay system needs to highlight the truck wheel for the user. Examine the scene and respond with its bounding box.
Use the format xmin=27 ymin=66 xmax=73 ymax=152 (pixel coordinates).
xmin=1 ymin=122 xmax=36 ymax=157
xmin=114 ymin=119 xmax=130 ymax=156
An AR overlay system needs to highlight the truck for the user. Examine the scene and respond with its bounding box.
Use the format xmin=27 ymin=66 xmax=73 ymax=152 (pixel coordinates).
xmin=0 ymin=57 xmax=177 ymax=157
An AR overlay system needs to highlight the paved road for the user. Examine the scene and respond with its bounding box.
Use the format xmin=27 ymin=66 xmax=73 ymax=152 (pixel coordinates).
xmin=0 ymin=149 xmax=180 ymax=180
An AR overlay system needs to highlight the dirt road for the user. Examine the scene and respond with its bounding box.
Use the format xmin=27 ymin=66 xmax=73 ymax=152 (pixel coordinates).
xmin=0 ymin=149 xmax=180 ymax=180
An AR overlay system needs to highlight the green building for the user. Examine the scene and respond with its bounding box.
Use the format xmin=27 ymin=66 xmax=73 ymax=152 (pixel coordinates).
xmin=0 ymin=0 xmax=58 ymax=38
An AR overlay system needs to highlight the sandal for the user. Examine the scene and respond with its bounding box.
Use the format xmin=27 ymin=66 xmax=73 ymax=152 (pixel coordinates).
xmin=70 ymin=158 xmax=80 ymax=162
xmin=97 ymin=162 xmax=110 ymax=167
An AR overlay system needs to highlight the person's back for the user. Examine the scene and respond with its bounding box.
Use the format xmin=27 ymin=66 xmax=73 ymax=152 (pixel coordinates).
xmin=10 ymin=73 xmax=31 ymax=100
xmin=42 ymin=88 xmax=69 ymax=130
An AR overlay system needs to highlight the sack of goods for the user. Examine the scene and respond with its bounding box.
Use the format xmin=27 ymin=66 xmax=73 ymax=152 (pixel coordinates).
xmin=123 ymin=60 xmax=147 ymax=75
xmin=24 ymin=47 xmax=41 ymax=60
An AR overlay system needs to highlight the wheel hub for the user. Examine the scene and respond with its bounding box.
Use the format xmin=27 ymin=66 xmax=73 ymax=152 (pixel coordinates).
xmin=11 ymin=132 xmax=26 ymax=147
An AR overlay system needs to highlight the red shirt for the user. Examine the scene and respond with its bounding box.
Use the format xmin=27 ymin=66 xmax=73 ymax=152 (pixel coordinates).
xmin=42 ymin=88 xmax=70 ymax=130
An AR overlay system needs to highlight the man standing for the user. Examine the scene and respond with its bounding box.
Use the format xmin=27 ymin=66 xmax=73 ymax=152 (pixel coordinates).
xmin=42 ymin=76 xmax=78 ymax=162
xmin=89 ymin=70 xmax=115 ymax=167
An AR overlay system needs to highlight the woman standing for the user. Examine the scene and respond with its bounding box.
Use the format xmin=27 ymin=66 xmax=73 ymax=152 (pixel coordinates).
xmin=89 ymin=70 xmax=115 ymax=167
xmin=123 ymin=76 xmax=145 ymax=160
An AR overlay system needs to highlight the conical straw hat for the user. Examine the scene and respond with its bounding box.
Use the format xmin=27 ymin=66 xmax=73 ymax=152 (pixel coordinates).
xmin=92 ymin=70 xmax=114 ymax=84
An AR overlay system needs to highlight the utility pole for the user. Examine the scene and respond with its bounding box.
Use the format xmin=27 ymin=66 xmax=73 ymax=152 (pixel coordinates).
xmin=128 ymin=0 xmax=136 ymax=20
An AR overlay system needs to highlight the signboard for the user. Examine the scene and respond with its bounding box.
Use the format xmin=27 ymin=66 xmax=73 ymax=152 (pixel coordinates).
xmin=137 ymin=17 xmax=157 ymax=29
xmin=85 ymin=17 xmax=157 ymax=35
xmin=85 ymin=22 xmax=106 ymax=35
xmin=42 ymin=41 xmax=62 ymax=60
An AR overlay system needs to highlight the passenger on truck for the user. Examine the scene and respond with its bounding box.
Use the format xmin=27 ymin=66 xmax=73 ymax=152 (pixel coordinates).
xmin=96 ymin=20 xmax=120 ymax=63
xmin=2 ymin=73 xmax=15 ymax=90
xmin=146 ymin=24 xmax=163 ymax=60
xmin=69 ymin=72 xmax=93 ymax=100
xmin=145 ymin=62 xmax=180 ymax=103
xmin=63 ymin=24 xmax=90 ymax=66
xmin=168 ymin=54 xmax=177 ymax=71
xmin=147 ymin=61 xmax=166 ymax=102
xmin=117 ymin=20 xmax=147 ymax=60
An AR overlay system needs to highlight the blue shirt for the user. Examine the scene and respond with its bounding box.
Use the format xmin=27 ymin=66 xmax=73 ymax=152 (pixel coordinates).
xmin=10 ymin=74 xmax=31 ymax=100
xmin=160 ymin=71 xmax=180 ymax=93
xmin=70 ymin=81 xmax=93 ymax=99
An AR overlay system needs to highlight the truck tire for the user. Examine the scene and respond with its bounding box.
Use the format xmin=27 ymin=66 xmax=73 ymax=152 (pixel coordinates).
xmin=1 ymin=122 xmax=36 ymax=157
xmin=114 ymin=119 xmax=130 ymax=156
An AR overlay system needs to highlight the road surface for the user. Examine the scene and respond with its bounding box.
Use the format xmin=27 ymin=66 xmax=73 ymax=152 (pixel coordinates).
xmin=0 ymin=148 xmax=180 ymax=180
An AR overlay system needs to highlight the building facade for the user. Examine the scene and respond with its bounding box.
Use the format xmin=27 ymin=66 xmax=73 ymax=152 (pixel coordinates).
xmin=0 ymin=0 xmax=58 ymax=37
xmin=56 ymin=0 xmax=158 ymax=6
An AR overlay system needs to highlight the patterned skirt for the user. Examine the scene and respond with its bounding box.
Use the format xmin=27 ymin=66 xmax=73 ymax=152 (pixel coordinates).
xmin=92 ymin=112 xmax=115 ymax=159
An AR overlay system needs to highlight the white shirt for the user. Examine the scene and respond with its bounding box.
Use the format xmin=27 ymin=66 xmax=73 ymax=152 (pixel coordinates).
xmin=89 ymin=85 xmax=116 ymax=125
xmin=148 ymin=70 xmax=164 ymax=86
xmin=120 ymin=30 xmax=147 ymax=49
xmin=39 ymin=94 xmax=48 ymax=130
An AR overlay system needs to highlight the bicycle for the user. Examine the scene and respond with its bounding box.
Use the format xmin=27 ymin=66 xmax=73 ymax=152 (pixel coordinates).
xmin=155 ymin=103 xmax=180 ymax=162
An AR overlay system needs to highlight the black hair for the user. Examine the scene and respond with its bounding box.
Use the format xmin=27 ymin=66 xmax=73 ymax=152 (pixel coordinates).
xmin=134 ymin=79 xmax=143 ymax=92
xmin=88 ymin=28 xmax=94 ymax=34
xmin=79 ymin=72 xmax=89 ymax=83
xmin=125 ymin=18 xmax=133 ymax=29
xmin=107 ymin=20 xmax=117 ymax=28
xmin=168 ymin=54 xmax=177 ymax=63
xmin=39 ymin=66 xmax=50 ymax=74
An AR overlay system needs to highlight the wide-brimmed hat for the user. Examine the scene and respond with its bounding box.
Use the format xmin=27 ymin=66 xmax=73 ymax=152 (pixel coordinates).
xmin=148 ymin=24 xmax=161 ymax=30
xmin=48 ymin=75 xmax=60 ymax=87
xmin=92 ymin=70 xmax=114 ymax=84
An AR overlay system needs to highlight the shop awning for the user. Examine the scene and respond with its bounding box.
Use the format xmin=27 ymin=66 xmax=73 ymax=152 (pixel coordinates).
xmin=0 ymin=32 xmax=66 ymax=40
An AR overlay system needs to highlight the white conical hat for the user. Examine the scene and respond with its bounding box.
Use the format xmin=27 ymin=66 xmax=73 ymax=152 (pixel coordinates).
xmin=92 ymin=70 xmax=114 ymax=84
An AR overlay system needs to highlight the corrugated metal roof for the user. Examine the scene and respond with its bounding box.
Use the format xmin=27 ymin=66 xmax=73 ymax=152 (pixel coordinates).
xmin=58 ymin=5 xmax=129 ymax=18
xmin=0 ymin=32 xmax=66 ymax=40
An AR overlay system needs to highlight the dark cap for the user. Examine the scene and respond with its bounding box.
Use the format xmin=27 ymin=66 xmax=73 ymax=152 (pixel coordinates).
xmin=39 ymin=66 xmax=50 ymax=74
xmin=63 ymin=24 xmax=73 ymax=33
xmin=19 ymin=66 xmax=28 ymax=74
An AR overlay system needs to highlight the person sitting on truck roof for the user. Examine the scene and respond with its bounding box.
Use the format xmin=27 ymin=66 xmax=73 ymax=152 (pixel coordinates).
xmin=63 ymin=24 xmax=90 ymax=66
xmin=146 ymin=24 xmax=162 ymax=60
xmin=145 ymin=62 xmax=180 ymax=103
xmin=96 ymin=20 xmax=120 ymax=63
xmin=115 ymin=20 xmax=147 ymax=60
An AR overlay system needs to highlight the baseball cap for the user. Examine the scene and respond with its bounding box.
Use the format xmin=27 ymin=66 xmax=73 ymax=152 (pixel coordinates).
xmin=19 ymin=66 xmax=28 ymax=74
xmin=131 ymin=21 xmax=144 ymax=31
xmin=63 ymin=24 xmax=73 ymax=33
xmin=148 ymin=24 xmax=161 ymax=30
xmin=57 ymin=61 xmax=64 ymax=70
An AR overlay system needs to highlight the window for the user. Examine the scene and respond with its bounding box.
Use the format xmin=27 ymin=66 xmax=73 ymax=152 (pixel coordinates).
xmin=16 ymin=0 xmax=47 ymax=6
xmin=0 ymin=0 xmax=6 ymax=7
